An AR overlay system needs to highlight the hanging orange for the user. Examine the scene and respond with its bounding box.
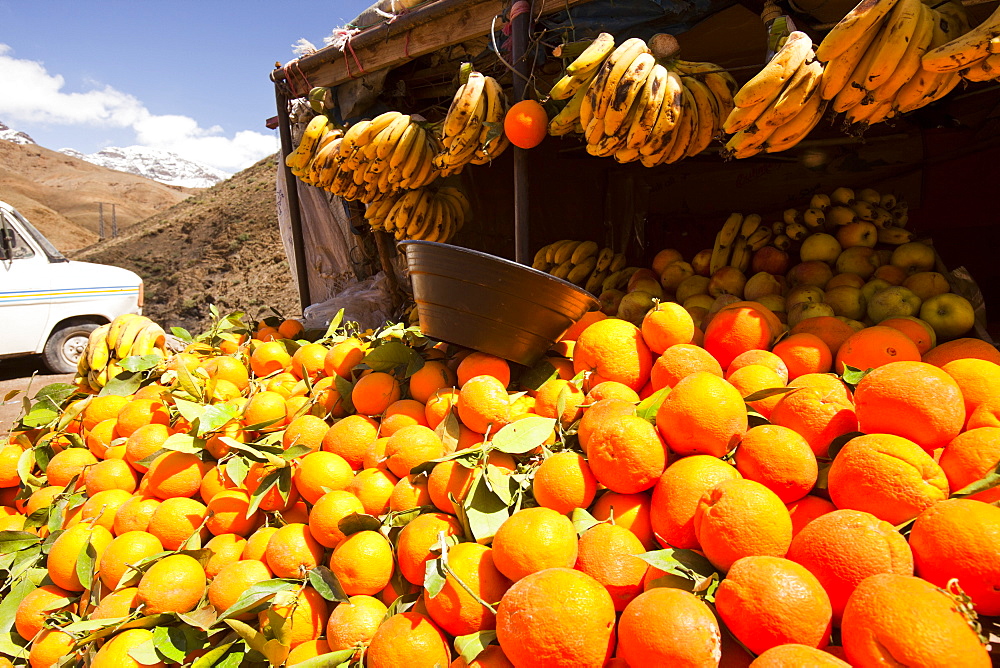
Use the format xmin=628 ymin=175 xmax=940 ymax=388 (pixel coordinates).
xmin=504 ymin=100 xmax=547 ymax=149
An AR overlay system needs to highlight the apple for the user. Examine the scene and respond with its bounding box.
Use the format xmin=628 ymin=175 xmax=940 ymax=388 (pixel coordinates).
xmin=873 ymin=264 xmax=907 ymax=286
xmin=709 ymin=294 xmax=742 ymax=314
xmin=786 ymin=285 xmax=825 ymax=310
xmin=880 ymin=315 xmax=938 ymax=355
xmin=836 ymin=246 xmax=882 ymax=279
xmin=691 ymin=249 xmax=714 ymax=277
xmin=867 ymin=285 xmax=922 ymax=323
xmin=708 ymin=266 xmax=747 ymax=298
xmin=787 ymin=260 xmax=834 ymax=289
xmin=860 ymin=278 xmax=892 ymax=304
xmin=836 ymin=220 xmax=878 ymax=248
xmin=659 ymin=261 xmax=694 ymax=295
xmin=744 ymin=271 xmax=784 ymax=301
xmin=919 ymin=293 xmax=976 ymax=340
xmin=875 ymin=249 xmax=894 ymax=266
xmin=675 ymin=275 xmax=711 ymax=304
xmin=837 ymin=316 xmax=867 ymax=333
xmin=599 ymin=289 xmax=624 ymax=316
xmin=902 ymin=271 xmax=950 ymax=301
xmin=799 ymin=233 xmax=842 ymax=264
xmin=890 ymin=241 xmax=936 ymax=275
xmin=686 ymin=306 xmax=709 ymax=329
xmin=617 ymin=291 xmax=656 ymax=325
xmin=683 ymin=293 xmax=716 ymax=312
xmin=630 ymin=277 xmax=665 ymax=300
xmin=826 ymin=272 xmax=866 ymax=290
xmin=751 ymin=246 xmax=791 ymax=275
xmin=652 ymin=248 xmax=684 ymax=276
xmin=627 ymin=268 xmax=660 ymax=292
xmin=787 ymin=301 xmax=836 ymax=328
xmin=757 ymin=294 xmax=786 ymax=314
xmin=824 ymin=285 xmax=867 ymax=320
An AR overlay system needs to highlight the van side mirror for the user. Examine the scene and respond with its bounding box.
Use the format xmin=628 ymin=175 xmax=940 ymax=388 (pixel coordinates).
xmin=0 ymin=227 xmax=13 ymax=261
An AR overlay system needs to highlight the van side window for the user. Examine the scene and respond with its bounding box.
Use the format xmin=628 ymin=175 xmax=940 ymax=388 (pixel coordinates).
xmin=7 ymin=225 xmax=35 ymax=260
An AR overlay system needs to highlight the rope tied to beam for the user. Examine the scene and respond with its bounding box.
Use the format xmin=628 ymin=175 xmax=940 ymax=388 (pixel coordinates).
xmin=283 ymin=59 xmax=313 ymax=98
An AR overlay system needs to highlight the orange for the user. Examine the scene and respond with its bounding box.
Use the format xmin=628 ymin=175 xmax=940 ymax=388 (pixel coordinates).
xmin=504 ymin=99 xmax=548 ymax=148
xmin=532 ymin=378 xmax=585 ymax=428
xmin=147 ymin=496 xmax=209 ymax=550
xmin=347 ymin=467 xmax=398 ymax=516
xmin=45 ymin=447 xmax=97 ymax=487
xmin=23 ymin=485 xmax=63 ymax=516
xmin=311 ymin=375 xmax=348 ymax=418
xmin=853 ymin=360 xmax=965 ymax=453
xmin=641 ymin=301 xmax=696 ymax=354
xmin=242 ymin=525 xmax=279 ymax=562
xmin=200 ymin=355 xmax=250 ymax=391
xmin=262 ymin=586 xmax=329 ymax=648
xmin=573 ymin=318 xmax=653 ymax=391
xmin=457 ymin=375 xmax=512 ymax=435
xmin=750 ymin=645 xmax=850 ymax=666
xmin=144 ymin=450 xmax=210 ymax=499
xmin=772 ymin=332 xmax=832 ymax=379
xmin=969 ymin=395 xmax=1000 ymax=428
xmin=577 ymin=398 xmax=636 ymax=454
xmin=0 ymin=445 xmax=22 ymax=488
xmin=531 ymin=451 xmax=597 ymax=515
xmin=584 ymin=380 xmax=640 ymax=403
xmin=28 ymin=627 xmax=79 ymax=668
xmin=396 ymin=511 xmax=464 ymax=585
xmin=366 ymin=611 xmax=452 ymax=668
xmin=352 ymin=371 xmax=402 ymax=416
xmin=726 ymin=349 xmax=789 ymax=383
xmin=787 ymin=508 xmax=914 ymax=623
xmin=408 ymin=361 xmax=457 ymax=405
xmin=323 ymin=337 xmax=365 ymax=378
xmin=389 ymin=474 xmax=432 ymax=512
xmin=115 ymin=399 xmax=169 ymax=438
xmin=255 ymin=326 xmax=279 ymax=341
xmin=322 ymin=414 xmax=379 ymax=469
xmin=204 ymin=533 xmax=247 ymax=578
xmin=74 ymin=489 xmax=133 ymax=533
xmin=86 ymin=418 xmax=119 ymax=458
xmin=656 ymin=371 xmax=747 ymax=458
xmin=98 ymin=530 xmax=164 ymax=590
xmin=199 ymin=461 xmax=240 ymax=503
xmin=425 ymin=387 xmax=461 ymax=430
xmin=725 ymin=364 xmax=787 ymax=419
xmin=840 ymin=574 xmax=990 ymax=667
xmin=827 ymin=433 xmax=948 ymax=525
xmin=92 ymin=587 xmax=139 ymax=620
xmin=381 ymin=399 xmax=430 ymax=436
xmin=205 ymin=489 xmax=260 ymax=536
xmin=207 ymin=559 xmax=272 ymax=616
xmin=703 ymin=302 xmax=780 ymax=370
xmin=560 ymin=310 xmax=608 ymax=342
xmin=495 ymin=568 xmax=615 ymax=668
xmin=587 ymin=415 xmax=668 ymax=494
xmin=290 ymin=343 xmax=328 ymax=380
xmin=281 ymin=414 xmax=329 ymax=451
xmin=834 ymin=325 xmax=920 ymax=373
xmin=909 ymin=498 xmax=1000 ymax=616
xmin=325 ymin=594 xmax=387 ymax=652
xmin=113 ymin=494 xmax=160 ymax=534
xmin=83 ymin=458 xmax=138 ymax=495
xmin=266 ymin=372 xmax=299 ymax=399
xmin=574 ymin=522 xmax=646 ymax=611
xmin=789 ymin=316 xmax=856 ymax=357
xmin=716 ymin=556 xmax=831 ymax=654
xmin=277 ymin=318 xmax=304 ymax=339
xmin=285 ymin=639 xmax=330 ymax=666
xmin=649 ymin=454 xmax=741 ymax=550
xmin=282 ymin=501 xmax=310 ymax=525
xmin=329 ymin=529 xmax=394 ymax=596
xmin=241 ymin=390 xmax=288 ymax=432
xmin=428 ymin=452 xmax=516 ymax=513
xmin=15 ymin=584 xmax=72 ymax=642
xmin=939 ymin=427 xmax=1000 ymax=503
xmin=424 ymin=542 xmax=512 ymax=636
xmin=879 ymin=316 xmax=936 ymax=356
xmin=735 ymin=424 xmax=817 ymax=503
xmin=308 ymin=490 xmax=366 ymax=549
xmin=457 ymin=352 xmax=511 ymax=388
xmin=82 ymin=394 xmax=131 ymax=432
xmin=694 ymin=478 xmax=793 ymax=572
xmin=384 ymin=424 xmax=444 ymax=478
xmin=649 ymin=343 xmax=723 ymax=391
xmin=123 ymin=423 xmax=170 ymax=473
xmin=786 ymin=495 xmax=836 ymax=536
xmin=768 ymin=385 xmax=857 ymax=458
xmin=942 ymin=358 xmax=1000 ymax=425
xmin=492 ymin=507 xmax=578 ymax=582
xmin=449 ymin=645 xmax=514 ymax=667
xmin=136 ymin=553 xmax=206 ymax=615
xmin=620 ymin=586 xmax=722 ymax=666
xmin=249 ymin=340 xmax=291 ymax=377
xmin=265 ymin=523 xmax=324 ymax=579
xmin=922 ymin=336 xmax=1000 ymax=367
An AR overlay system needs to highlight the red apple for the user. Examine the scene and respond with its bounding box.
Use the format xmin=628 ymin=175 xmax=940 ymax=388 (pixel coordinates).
xmin=750 ymin=246 xmax=791 ymax=275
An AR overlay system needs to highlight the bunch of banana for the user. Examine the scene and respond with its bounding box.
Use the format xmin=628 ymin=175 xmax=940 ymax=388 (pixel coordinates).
xmin=546 ymin=33 xmax=736 ymax=166
xmin=531 ymin=240 xmax=627 ymax=294
xmin=364 ymin=186 xmax=471 ymax=243
xmin=922 ymin=2 xmax=1000 ymax=82
xmin=721 ymin=31 xmax=828 ymax=159
xmin=709 ymin=213 xmax=773 ymax=274
xmin=815 ymin=0 xmax=968 ymax=131
xmin=75 ymin=314 xmax=167 ymax=392
xmin=434 ymin=70 xmax=510 ymax=176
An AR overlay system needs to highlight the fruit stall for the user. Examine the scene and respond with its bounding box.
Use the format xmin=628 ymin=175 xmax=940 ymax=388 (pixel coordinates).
xmin=1 ymin=0 xmax=1000 ymax=666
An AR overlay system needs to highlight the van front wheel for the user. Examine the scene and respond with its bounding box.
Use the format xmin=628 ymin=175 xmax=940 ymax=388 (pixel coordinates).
xmin=42 ymin=322 xmax=98 ymax=374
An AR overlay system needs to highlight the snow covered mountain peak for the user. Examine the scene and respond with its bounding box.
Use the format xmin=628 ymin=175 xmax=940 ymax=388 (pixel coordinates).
xmin=58 ymin=146 xmax=230 ymax=189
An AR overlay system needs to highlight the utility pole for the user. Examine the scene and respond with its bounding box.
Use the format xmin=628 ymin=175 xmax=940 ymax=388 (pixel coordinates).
xmin=97 ymin=203 xmax=118 ymax=239
xmin=98 ymin=203 xmax=105 ymax=239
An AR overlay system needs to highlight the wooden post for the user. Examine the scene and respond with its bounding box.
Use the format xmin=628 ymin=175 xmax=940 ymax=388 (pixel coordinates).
xmin=274 ymin=83 xmax=313 ymax=311
xmin=511 ymin=1 xmax=531 ymax=265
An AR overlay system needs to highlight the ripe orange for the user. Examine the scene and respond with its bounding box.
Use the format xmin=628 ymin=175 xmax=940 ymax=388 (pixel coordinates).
xmin=207 ymin=559 xmax=272 ymax=616
xmin=92 ymin=587 xmax=140 ymax=620
xmin=116 ymin=399 xmax=170 ymax=438
xmin=449 ymin=645 xmax=515 ymax=667
xmin=703 ymin=302 xmax=781 ymax=370
xmin=725 ymin=364 xmax=787 ymax=419
xmin=290 ymin=343 xmax=328 ymax=380
xmin=396 ymin=511 xmax=464 ymax=585
xmin=840 ymin=574 xmax=990 ymax=667
xmin=590 ymin=491 xmax=654 ymax=550
xmin=15 ymin=584 xmax=72 ymax=642
xmin=262 ymin=586 xmax=329 ymax=648
xmin=86 ymin=418 xmax=119 ymax=458
xmin=389 ymin=474 xmax=432 ymax=512
xmin=146 ymin=496 xmax=209 ymax=550
xmin=656 ymin=371 xmax=747 ymax=458
xmin=205 ymin=489 xmax=260 ymax=537
xmin=941 ymin=358 xmax=1000 ymax=425
xmin=457 ymin=352 xmax=511 ymax=388
xmin=879 ymin=316 xmax=936 ymax=356
xmin=735 ymin=424 xmax=817 ymax=503
xmin=575 ymin=522 xmax=647 ymax=611
xmin=577 ymin=398 xmax=636 ymax=454
xmin=772 ymin=333 xmax=832 ymax=379
xmin=203 ymin=533 xmax=247 ymax=578
xmin=83 ymin=458 xmax=138 ymax=495
xmin=573 ymin=318 xmax=653 ymax=391
xmin=767 ymin=385 xmax=857 ymax=458
xmin=617 ymin=587 xmax=720 ymax=667
xmin=424 ymin=542 xmax=512 ymax=636
xmin=786 ymin=508 xmax=914 ymax=623
xmin=922 ymin=336 xmax=1000 ymax=367
xmin=789 ymin=316 xmax=856 ymax=358
xmin=282 ymin=414 xmax=329 ymax=452
xmin=366 ymin=611 xmax=452 ymax=668
xmin=324 ymin=337 xmax=365 ymax=378
xmin=909 ymin=498 xmax=1000 ymax=616
xmin=265 ymin=523 xmax=324 ymax=579
xmin=560 ymin=310 xmax=608 ymax=342
xmin=136 ymin=553 xmax=206 ymax=615
xmin=82 ymin=395 xmax=131 ymax=432
xmin=384 ymin=424 xmax=444 ymax=478
xmin=45 ymin=447 xmax=98 ymax=487
xmin=650 ymin=343 xmax=724 ymax=391
xmin=409 ymin=361 xmax=457 ymax=404
xmin=329 ymin=529 xmax=394 ymax=596
xmin=347 ymin=466 xmax=398 ymax=516
xmin=750 ymin=644 xmax=850 ymax=666
xmin=726 ymin=349 xmax=789 ymax=383
xmin=834 ymin=325 xmax=921 ymax=373
xmin=325 ymin=594 xmax=387 ymax=652
xmin=380 ymin=399 xmax=430 ymax=436
xmin=496 ymin=568 xmax=616 ymax=668
xmin=71 ymin=488 xmax=133 ymax=533
xmin=47 ymin=522 xmax=113 ymax=591
xmin=199 ymin=461 xmax=240 ymax=503
xmin=321 ymin=414 xmax=378 ymax=470
xmin=99 ymin=530 xmax=164 ymax=590
xmin=352 ymin=371 xmax=402 ymax=416
xmin=242 ymin=525 xmax=279 ymax=562
xmin=584 ymin=380 xmax=640 ymax=403
xmin=425 ymin=387 xmax=461 ymax=430
xmin=200 ymin=355 xmax=250 ymax=391
xmin=249 ymin=341 xmax=291 ymax=377
xmin=124 ymin=423 xmax=170 ymax=473
xmin=650 ymin=455 xmax=740 ymax=550
xmin=532 ymin=378 xmax=585 ymax=428
xmin=428 ymin=452 xmax=515 ymax=514
xmin=492 ymin=507 xmax=578 ymax=582
xmin=241 ymin=390 xmax=288 ymax=432
xmin=938 ymin=427 xmax=1000 ymax=503
xmin=786 ymin=495 xmax=836 ymax=536
xmin=531 ymin=451 xmax=597 ymax=515
xmin=113 ymin=494 xmax=161 ymax=534
xmin=27 ymin=628 xmax=78 ymax=668
xmin=587 ymin=415 xmax=668 ymax=494
xmin=641 ymin=301 xmax=696 ymax=354
xmin=694 ymin=478 xmax=793 ymax=572
xmin=144 ymin=450 xmax=209 ymax=499
xmin=285 ymin=639 xmax=331 ymax=666
xmin=504 ymin=99 xmax=548 ymax=149
xmin=969 ymin=395 xmax=1000 ymax=428
xmin=457 ymin=375 xmax=512 ymax=435
xmin=854 ymin=360 xmax=966 ymax=453
xmin=716 ymin=556 xmax=832 ymax=654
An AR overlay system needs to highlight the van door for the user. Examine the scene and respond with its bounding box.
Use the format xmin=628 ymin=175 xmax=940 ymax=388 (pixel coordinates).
xmin=0 ymin=211 xmax=52 ymax=356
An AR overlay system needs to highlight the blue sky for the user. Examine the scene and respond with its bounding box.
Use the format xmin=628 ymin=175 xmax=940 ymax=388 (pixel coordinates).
xmin=0 ymin=1 xmax=373 ymax=174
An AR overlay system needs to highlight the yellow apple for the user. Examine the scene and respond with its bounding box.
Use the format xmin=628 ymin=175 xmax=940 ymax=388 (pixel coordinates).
xmin=751 ymin=246 xmax=791 ymax=275
xmin=708 ymin=266 xmax=747 ymax=298
xmin=836 ymin=220 xmax=878 ymax=248
xmin=787 ymin=260 xmax=834 ymax=289
xmin=757 ymin=294 xmax=786 ymax=314
xmin=744 ymin=271 xmax=784 ymax=301
xmin=824 ymin=285 xmax=867 ymax=320
xmin=652 ymin=248 xmax=684 ymax=276
xmin=919 ymin=293 xmax=976 ymax=340
xmin=659 ymin=261 xmax=694 ymax=295
xmin=861 ymin=278 xmax=892 ymax=304
xmin=675 ymin=275 xmax=711 ymax=304
xmin=902 ymin=271 xmax=950 ymax=301
xmin=617 ymin=291 xmax=656 ymax=325
xmin=599 ymin=289 xmax=624 ymax=315
xmin=890 ymin=241 xmax=935 ymax=275
xmin=683 ymin=293 xmax=716 ymax=312
xmin=691 ymin=249 xmax=713 ymax=277
xmin=826 ymin=272 xmax=866 ymax=290
xmin=836 ymin=246 xmax=882 ymax=279
xmin=787 ymin=301 xmax=836 ymax=328
xmin=837 ymin=316 xmax=867 ymax=333
xmin=867 ymin=285 xmax=922 ymax=323
xmin=873 ymin=264 xmax=907 ymax=286
xmin=799 ymin=233 xmax=842 ymax=264
xmin=786 ymin=285 xmax=826 ymax=310
xmin=630 ymin=277 xmax=665 ymax=300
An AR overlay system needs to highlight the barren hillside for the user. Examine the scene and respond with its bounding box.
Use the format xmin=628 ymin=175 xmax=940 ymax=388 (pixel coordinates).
xmin=73 ymin=156 xmax=298 ymax=334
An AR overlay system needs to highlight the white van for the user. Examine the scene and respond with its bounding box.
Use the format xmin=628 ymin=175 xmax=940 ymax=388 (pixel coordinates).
xmin=0 ymin=200 xmax=143 ymax=373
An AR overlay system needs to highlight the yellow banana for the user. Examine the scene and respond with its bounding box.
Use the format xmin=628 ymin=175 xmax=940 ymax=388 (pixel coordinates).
xmin=566 ymin=33 xmax=616 ymax=77
xmin=585 ymin=270 xmax=608 ymax=295
xmin=571 ymin=241 xmax=599 ymax=265
xmin=87 ymin=324 xmax=113 ymax=370
xmin=595 ymin=247 xmax=615 ymax=272
xmin=722 ymin=77 xmax=786 ymax=134
xmin=567 ymin=256 xmax=598 ymax=285
xmin=532 ymin=245 xmax=552 ymax=268
xmin=639 ymin=70 xmax=684 ymax=156
xmin=729 ymin=236 xmax=751 ymax=272
xmin=594 ymin=38 xmax=651 ymax=120
xmin=551 ymin=260 xmax=574 ymax=280
xmin=443 ymin=71 xmax=487 ymax=138
xmin=863 ymin=0 xmax=922 ymax=89
xmin=609 ymin=253 xmax=627 ymax=273
xmin=832 ymin=33 xmax=885 ymax=113
xmin=285 ymin=115 xmax=330 ymax=170
xmin=375 ymin=115 xmax=412 ymax=160
xmin=759 ymin=59 xmax=824 ymax=129
xmin=816 ymin=0 xmax=902 ymax=62
xmin=870 ymin=2 xmax=935 ymax=103
xmin=355 ymin=111 xmax=403 ymax=146
xmin=624 ymin=63 xmax=668 ymax=148
xmin=819 ymin=24 xmax=882 ymax=100
xmin=604 ymin=52 xmax=656 ymax=135
xmin=546 ymin=240 xmax=572 ymax=264
xmin=734 ymin=31 xmax=814 ymax=107
xmin=763 ymin=96 xmax=827 ymax=153
xmin=922 ymin=1 xmax=1000 ymax=71
xmin=549 ymin=73 xmax=593 ymax=136
xmin=683 ymin=77 xmax=721 ymax=157
xmin=961 ymin=53 xmax=1000 ymax=81
xmin=710 ymin=213 xmax=743 ymax=274
xmin=747 ymin=226 xmax=774 ymax=250
xmin=878 ymin=227 xmax=915 ymax=244
xmin=554 ymin=240 xmax=583 ymax=265
xmin=661 ymin=86 xmax=698 ymax=164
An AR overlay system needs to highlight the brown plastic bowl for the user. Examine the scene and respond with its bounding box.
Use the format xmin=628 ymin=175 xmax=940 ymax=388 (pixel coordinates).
xmin=400 ymin=241 xmax=600 ymax=366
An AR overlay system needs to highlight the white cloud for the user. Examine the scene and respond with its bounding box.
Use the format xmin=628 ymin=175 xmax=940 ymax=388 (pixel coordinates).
xmin=0 ymin=44 xmax=276 ymax=173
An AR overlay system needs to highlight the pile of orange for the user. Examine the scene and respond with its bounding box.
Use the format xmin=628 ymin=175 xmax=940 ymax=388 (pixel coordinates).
xmin=1 ymin=301 xmax=998 ymax=668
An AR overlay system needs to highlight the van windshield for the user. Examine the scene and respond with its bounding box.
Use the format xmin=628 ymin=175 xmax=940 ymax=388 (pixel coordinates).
xmin=8 ymin=207 xmax=68 ymax=263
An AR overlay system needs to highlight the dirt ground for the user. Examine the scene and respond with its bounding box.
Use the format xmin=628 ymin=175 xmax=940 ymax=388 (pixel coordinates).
xmin=0 ymin=357 xmax=74 ymax=433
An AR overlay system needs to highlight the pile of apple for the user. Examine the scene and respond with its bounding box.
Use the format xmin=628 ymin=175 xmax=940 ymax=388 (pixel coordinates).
xmin=599 ymin=212 xmax=978 ymax=345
